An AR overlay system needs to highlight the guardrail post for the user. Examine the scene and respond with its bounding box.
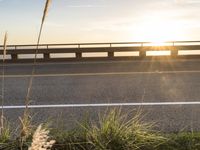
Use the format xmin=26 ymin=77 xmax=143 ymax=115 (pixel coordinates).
xmin=76 ymin=52 xmax=82 ymax=59
xmin=139 ymin=43 xmax=145 ymax=58
xmin=108 ymin=44 xmax=114 ymax=58
xmin=76 ymin=44 xmax=82 ymax=59
xmin=139 ymin=49 xmax=146 ymax=58
xmin=44 ymin=53 xmax=50 ymax=60
xmin=11 ymin=45 xmax=18 ymax=60
xmin=108 ymin=52 xmax=114 ymax=58
xmin=171 ymin=48 xmax=178 ymax=57
xmin=11 ymin=54 xmax=18 ymax=60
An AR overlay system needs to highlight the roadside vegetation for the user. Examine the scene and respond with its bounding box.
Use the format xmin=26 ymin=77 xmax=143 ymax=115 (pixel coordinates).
xmin=0 ymin=109 xmax=200 ymax=149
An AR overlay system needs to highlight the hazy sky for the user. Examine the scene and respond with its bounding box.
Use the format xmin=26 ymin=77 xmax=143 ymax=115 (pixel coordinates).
xmin=0 ymin=0 xmax=200 ymax=44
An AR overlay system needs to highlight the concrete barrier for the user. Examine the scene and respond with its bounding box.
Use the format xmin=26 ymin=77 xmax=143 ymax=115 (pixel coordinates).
xmin=1 ymin=41 xmax=200 ymax=62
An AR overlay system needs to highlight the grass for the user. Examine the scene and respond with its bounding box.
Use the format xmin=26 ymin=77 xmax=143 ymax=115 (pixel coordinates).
xmin=157 ymin=132 xmax=200 ymax=150
xmin=0 ymin=118 xmax=10 ymax=143
xmin=82 ymin=109 xmax=165 ymax=150
xmin=1 ymin=108 xmax=200 ymax=150
xmin=50 ymin=109 xmax=166 ymax=150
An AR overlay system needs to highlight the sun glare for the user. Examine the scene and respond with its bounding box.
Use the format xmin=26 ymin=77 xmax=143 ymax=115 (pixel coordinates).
xmin=134 ymin=15 xmax=185 ymax=44
xmin=130 ymin=15 xmax=186 ymax=56
xmin=149 ymin=41 xmax=167 ymax=46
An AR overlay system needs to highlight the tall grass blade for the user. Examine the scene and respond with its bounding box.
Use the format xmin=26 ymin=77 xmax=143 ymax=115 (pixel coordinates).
xmin=21 ymin=0 xmax=52 ymax=148
xmin=38 ymin=0 xmax=52 ymax=46
xmin=3 ymin=32 xmax=7 ymax=61
xmin=0 ymin=32 xmax=7 ymax=135
xmin=25 ymin=0 xmax=52 ymax=111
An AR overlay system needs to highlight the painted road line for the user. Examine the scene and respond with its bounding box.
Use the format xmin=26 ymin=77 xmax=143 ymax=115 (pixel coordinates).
xmin=1 ymin=70 xmax=200 ymax=78
xmin=1 ymin=59 xmax=200 ymax=67
xmin=2 ymin=102 xmax=200 ymax=109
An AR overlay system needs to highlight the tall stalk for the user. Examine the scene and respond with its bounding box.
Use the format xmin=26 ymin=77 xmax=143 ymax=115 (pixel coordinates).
xmin=19 ymin=1 xmax=52 ymax=149
xmin=0 ymin=32 xmax=7 ymax=135
xmin=24 ymin=0 xmax=52 ymax=114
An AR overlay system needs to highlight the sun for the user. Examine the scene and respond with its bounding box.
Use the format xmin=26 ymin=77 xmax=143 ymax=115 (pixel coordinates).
xmin=129 ymin=15 xmax=187 ymax=55
xmin=133 ymin=16 xmax=185 ymax=44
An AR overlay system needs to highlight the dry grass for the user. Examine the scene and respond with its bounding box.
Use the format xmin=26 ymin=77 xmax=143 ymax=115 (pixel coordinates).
xmin=2 ymin=32 xmax=7 ymax=61
xmin=18 ymin=115 xmax=32 ymax=150
xmin=28 ymin=124 xmax=55 ymax=150
xmin=19 ymin=1 xmax=52 ymax=149
xmin=0 ymin=32 xmax=7 ymax=136
xmin=25 ymin=0 xmax=52 ymax=111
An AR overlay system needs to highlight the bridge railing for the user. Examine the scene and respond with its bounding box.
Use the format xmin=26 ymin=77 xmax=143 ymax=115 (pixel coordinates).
xmin=0 ymin=41 xmax=200 ymax=62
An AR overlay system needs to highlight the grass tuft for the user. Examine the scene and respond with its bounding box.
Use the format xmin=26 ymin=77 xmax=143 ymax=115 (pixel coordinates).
xmin=83 ymin=109 xmax=166 ymax=150
xmin=51 ymin=109 xmax=166 ymax=150
xmin=0 ymin=118 xmax=10 ymax=143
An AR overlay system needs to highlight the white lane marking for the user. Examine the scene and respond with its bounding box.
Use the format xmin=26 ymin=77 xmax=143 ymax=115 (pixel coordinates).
xmin=2 ymin=102 xmax=200 ymax=109
xmin=1 ymin=70 xmax=200 ymax=78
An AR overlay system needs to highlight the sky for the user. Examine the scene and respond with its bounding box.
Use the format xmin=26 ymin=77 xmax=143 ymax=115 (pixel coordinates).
xmin=0 ymin=0 xmax=200 ymax=44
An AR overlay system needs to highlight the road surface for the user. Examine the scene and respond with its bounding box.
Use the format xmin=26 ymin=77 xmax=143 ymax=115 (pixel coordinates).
xmin=1 ymin=59 xmax=200 ymax=132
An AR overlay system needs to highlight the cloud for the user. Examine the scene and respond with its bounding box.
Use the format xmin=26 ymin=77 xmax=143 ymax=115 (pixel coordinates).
xmin=82 ymin=17 xmax=137 ymax=32
xmin=45 ymin=22 xmax=65 ymax=28
xmin=175 ymin=0 xmax=200 ymax=4
xmin=66 ymin=5 xmax=106 ymax=8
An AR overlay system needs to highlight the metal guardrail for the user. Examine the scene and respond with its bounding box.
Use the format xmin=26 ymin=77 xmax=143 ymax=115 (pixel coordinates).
xmin=0 ymin=41 xmax=200 ymax=62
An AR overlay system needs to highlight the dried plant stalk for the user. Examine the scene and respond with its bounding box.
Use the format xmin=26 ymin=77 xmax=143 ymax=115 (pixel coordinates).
xmin=3 ymin=32 xmax=7 ymax=61
xmin=21 ymin=1 xmax=52 ymax=148
xmin=0 ymin=32 xmax=7 ymax=135
xmin=25 ymin=0 xmax=52 ymax=114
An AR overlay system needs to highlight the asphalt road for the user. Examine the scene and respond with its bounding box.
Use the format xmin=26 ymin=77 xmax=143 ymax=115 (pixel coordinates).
xmin=1 ymin=59 xmax=200 ymax=132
